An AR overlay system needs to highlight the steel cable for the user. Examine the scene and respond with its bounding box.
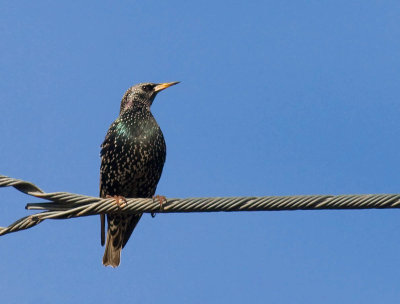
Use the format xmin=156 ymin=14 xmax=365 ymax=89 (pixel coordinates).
xmin=1 ymin=174 xmax=399 ymax=236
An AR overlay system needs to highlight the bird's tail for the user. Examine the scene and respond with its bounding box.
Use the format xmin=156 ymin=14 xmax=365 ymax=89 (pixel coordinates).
xmin=102 ymin=214 xmax=142 ymax=267
xmin=103 ymin=231 xmax=122 ymax=267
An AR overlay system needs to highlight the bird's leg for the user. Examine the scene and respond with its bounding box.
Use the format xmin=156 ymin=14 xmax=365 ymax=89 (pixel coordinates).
xmin=153 ymin=195 xmax=167 ymax=211
xmin=106 ymin=195 xmax=127 ymax=209
xmin=151 ymin=195 xmax=167 ymax=217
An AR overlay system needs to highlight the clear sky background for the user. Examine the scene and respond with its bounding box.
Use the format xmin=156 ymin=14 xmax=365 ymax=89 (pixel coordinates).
xmin=1 ymin=1 xmax=400 ymax=303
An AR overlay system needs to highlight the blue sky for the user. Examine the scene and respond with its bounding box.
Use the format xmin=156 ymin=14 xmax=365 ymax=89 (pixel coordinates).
xmin=1 ymin=1 xmax=400 ymax=303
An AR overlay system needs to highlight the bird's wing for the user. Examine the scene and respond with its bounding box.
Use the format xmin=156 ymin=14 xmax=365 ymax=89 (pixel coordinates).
xmin=99 ymin=121 xmax=124 ymax=246
xmin=99 ymin=121 xmax=124 ymax=198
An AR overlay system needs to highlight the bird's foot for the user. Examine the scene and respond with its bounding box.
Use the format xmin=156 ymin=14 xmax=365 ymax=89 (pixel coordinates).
xmin=153 ymin=195 xmax=167 ymax=211
xmin=151 ymin=195 xmax=167 ymax=217
xmin=106 ymin=195 xmax=127 ymax=209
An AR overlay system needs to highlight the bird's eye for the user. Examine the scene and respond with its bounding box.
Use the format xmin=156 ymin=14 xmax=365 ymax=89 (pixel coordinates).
xmin=143 ymin=85 xmax=152 ymax=91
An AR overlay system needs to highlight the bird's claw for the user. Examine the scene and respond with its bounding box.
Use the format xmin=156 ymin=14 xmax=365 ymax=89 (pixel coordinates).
xmin=151 ymin=195 xmax=167 ymax=217
xmin=106 ymin=195 xmax=127 ymax=209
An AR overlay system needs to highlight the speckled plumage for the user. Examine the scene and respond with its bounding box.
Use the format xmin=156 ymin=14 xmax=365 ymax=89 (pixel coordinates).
xmin=100 ymin=82 xmax=178 ymax=267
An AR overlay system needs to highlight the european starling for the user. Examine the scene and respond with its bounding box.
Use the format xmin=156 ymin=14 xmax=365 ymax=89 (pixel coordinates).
xmin=100 ymin=81 xmax=179 ymax=267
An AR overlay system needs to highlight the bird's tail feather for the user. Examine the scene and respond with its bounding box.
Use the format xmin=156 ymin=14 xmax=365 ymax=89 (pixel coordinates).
xmin=102 ymin=214 xmax=142 ymax=267
xmin=103 ymin=230 xmax=122 ymax=267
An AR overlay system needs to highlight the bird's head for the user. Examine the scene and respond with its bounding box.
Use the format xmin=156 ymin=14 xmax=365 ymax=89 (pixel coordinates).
xmin=120 ymin=82 xmax=179 ymax=113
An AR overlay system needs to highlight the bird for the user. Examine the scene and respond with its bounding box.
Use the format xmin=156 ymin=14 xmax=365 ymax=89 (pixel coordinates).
xmin=99 ymin=81 xmax=179 ymax=267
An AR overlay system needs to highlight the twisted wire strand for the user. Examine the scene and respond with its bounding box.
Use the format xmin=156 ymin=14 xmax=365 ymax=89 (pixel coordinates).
xmin=1 ymin=174 xmax=400 ymax=236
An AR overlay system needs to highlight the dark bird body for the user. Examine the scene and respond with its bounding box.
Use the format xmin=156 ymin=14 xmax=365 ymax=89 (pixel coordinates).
xmin=100 ymin=82 xmax=178 ymax=267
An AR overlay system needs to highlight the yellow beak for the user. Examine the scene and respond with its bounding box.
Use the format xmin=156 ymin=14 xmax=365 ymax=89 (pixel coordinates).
xmin=154 ymin=81 xmax=180 ymax=92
